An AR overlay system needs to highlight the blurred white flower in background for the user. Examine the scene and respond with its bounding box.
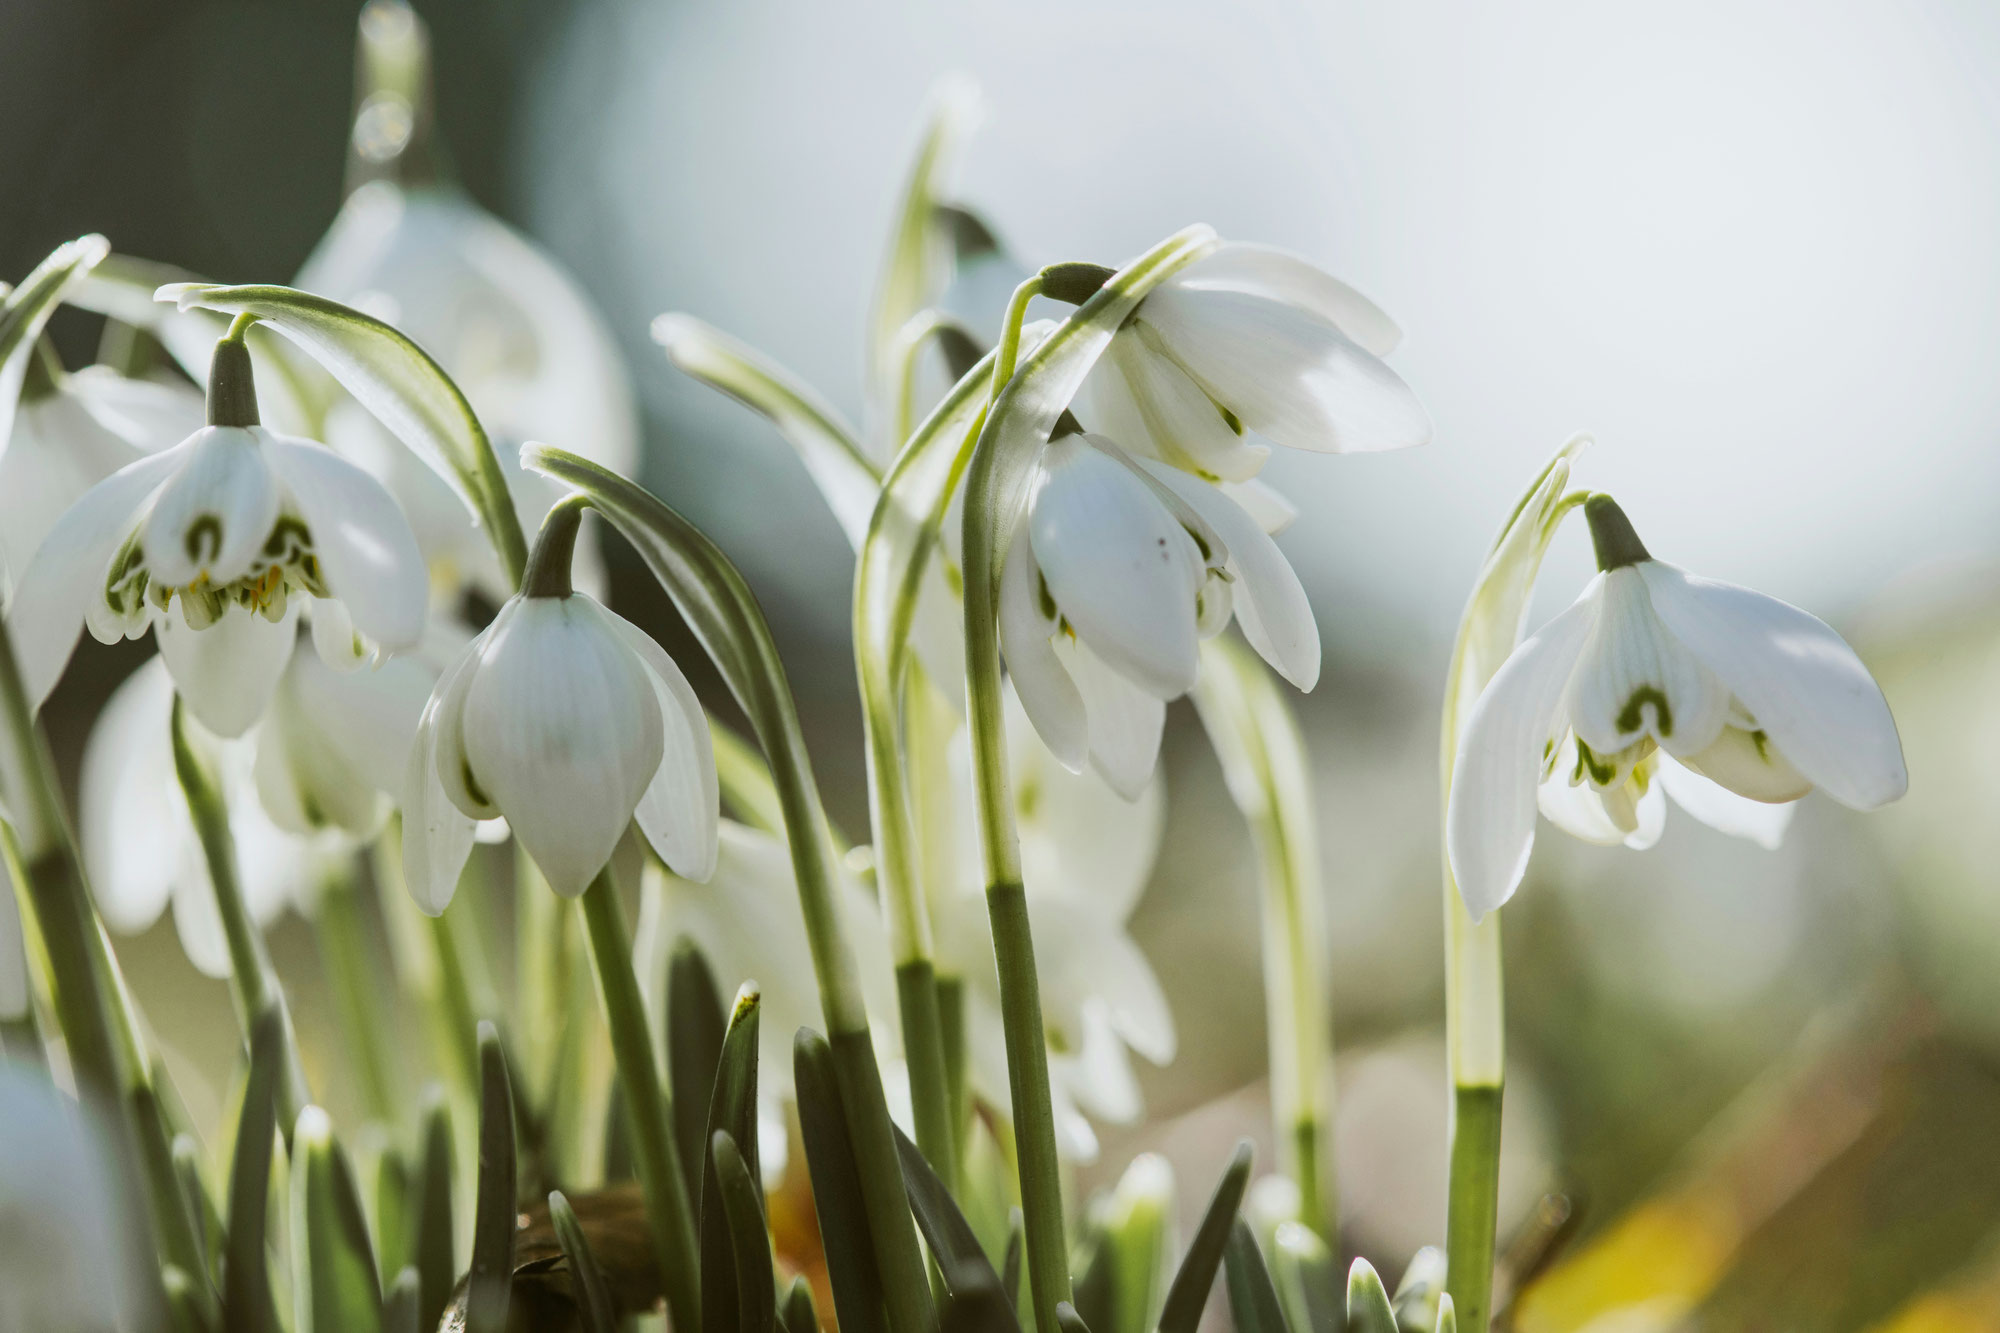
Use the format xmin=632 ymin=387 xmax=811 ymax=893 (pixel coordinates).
xmin=0 ymin=1063 xmax=143 ymax=1333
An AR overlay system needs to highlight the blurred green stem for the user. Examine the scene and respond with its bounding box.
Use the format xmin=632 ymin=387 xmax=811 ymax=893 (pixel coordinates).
xmin=316 ymin=863 xmax=399 ymax=1123
xmin=577 ymin=868 xmax=701 ymax=1333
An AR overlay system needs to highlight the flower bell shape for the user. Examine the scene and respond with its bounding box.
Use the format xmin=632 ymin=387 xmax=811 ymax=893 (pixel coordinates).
xmin=1447 ymin=495 xmax=1907 ymax=920
xmin=999 ymin=429 xmax=1317 ymax=797
xmin=0 ymin=348 xmax=203 ymax=602
xmin=401 ymin=499 xmax=718 ymax=910
xmin=1087 ymin=242 xmax=1431 ymax=483
xmin=6 ymin=330 xmax=427 ymax=737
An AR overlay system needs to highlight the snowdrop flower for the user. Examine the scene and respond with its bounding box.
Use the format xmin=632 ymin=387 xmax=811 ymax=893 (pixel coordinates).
xmin=999 ymin=428 xmax=1316 ymax=796
xmin=931 ymin=689 xmax=1174 ymax=1159
xmin=0 ymin=1064 xmax=142 ymax=1333
xmin=7 ymin=331 xmax=427 ymax=736
xmin=401 ymin=499 xmax=717 ymax=909
xmin=1447 ymin=495 xmax=1907 ymax=920
xmin=0 ymin=349 xmax=203 ymax=603
xmin=80 ymin=658 xmax=349 ymax=978
xmin=1087 ymin=242 xmax=1430 ymax=482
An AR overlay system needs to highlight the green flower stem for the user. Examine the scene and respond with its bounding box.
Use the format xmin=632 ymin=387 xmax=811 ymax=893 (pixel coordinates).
xmin=935 ymin=975 xmax=970 ymax=1166
xmin=168 ymin=697 xmax=308 ymax=1124
xmin=315 ymin=865 xmax=399 ymax=1123
xmin=577 ymin=868 xmax=701 ymax=1333
xmin=896 ymin=957 xmax=958 ymax=1190
xmin=1445 ymin=1084 xmax=1503 ymax=1332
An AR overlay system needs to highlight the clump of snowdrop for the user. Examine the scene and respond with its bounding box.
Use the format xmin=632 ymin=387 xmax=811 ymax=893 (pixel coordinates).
xmin=7 ymin=326 xmax=428 ymax=735
xmin=401 ymin=497 xmax=718 ymax=908
xmin=1447 ymin=493 xmax=1908 ymax=919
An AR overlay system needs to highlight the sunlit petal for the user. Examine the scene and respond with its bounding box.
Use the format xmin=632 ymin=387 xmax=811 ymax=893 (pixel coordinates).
xmin=155 ymin=602 xmax=300 ymax=739
xmin=598 ymin=602 xmax=720 ymax=883
xmin=139 ymin=426 xmax=279 ymax=590
xmin=261 ymin=433 xmax=428 ymax=652
xmin=1655 ymin=752 xmax=1797 ymax=850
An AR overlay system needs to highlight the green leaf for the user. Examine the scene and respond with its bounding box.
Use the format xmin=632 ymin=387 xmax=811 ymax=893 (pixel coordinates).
xmin=1054 ymin=1303 xmax=1092 ymax=1333
xmin=549 ymin=1189 xmax=619 ymax=1333
xmin=654 ymin=313 xmax=880 ymax=546
xmin=1223 ymin=1221 xmax=1288 ymax=1333
xmin=467 ymin=1022 xmax=518 ymax=1333
xmin=668 ymin=938 xmax=729 ymax=1192
xmin=867 ymin=78 xmax=980 ymax=429
xmin=889 ymin=1124 xmax=1018 ymax=1333
xmin=712 ymin=1131 xmax=778 ymax=1333
xmin=794 ymin=1030 xmax=886 ymax=1333
xmin=162 ymin=1264 xmax=212 ymax=1333
xmin=0 ymin=235 xmax=109 ymax=444
xmin=1267 ymin=1223 xmax=1340 ymax=1333
xmin=781 ymin=1275 xmax=820 ymax=1333
xmin=157 ymin=281 xmax=527 ymax=585
xmin=702 ymin=985 xmax=764 ymax=1333
xmin=289 ymin=1106 xmax=384 ymax=1333
xmin=225 ymin=1010 xmax=286 ymax=1333
xmin=412 ymin=1092 xmax=455 ymax=1333
xmin=1434 ymin=1294 xmax=1457 ymax=1333
xmin=172 ymin=1132 xmax=220 ymax=1276
xmin=1099 ymin=1155 xmax=1176 ymax=1333
xmin=383 ymin=1267 xmax=422 ymax=1333
xmin=372 ymin=1147 xmax=410 ymax=1292
xmin=1345 ymin=1259 xmax=1398 ymax=1333
xmin=1156 ymin=1140 xmax=1253 ymax=1333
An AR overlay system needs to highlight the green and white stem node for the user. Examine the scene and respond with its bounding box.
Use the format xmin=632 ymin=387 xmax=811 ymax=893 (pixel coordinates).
xmin=1584 ymin=493 xmax=1649 ymax=571
xmin=207 ymin=317 xmax=262 ymax=428
xmin=523 ymin=494 xmax=592 ymax=599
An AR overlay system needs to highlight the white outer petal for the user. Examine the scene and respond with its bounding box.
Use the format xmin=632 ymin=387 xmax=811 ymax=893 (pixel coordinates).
xmin=400 ymin=635 xmax=486 ymax=915
xmin=1655 ymin=753 xmax=1797 ymax=850
xmin=1028 ymin=435 xmax=1202 ymax=699
xmin=78 ymin=659 xmax=182 ymax=933
xmin=460 ymin=597 xmax=664 ymax=896
xmin=1141 ymin=460 xmax=1320 ymax=690
xmin=1636 ymin=562 xmax=1907 ymax=809
xmin=260 ymin=433 xmax=428 ymax=652
xmin=1220 ymin=478 xmax=1298 ymax=535
xmin=1058 ymin=638 xmax=1166 ymax=802
xmin=1104 ymin=330 xmax=1269 ymax=482
xmin=155 ymin=603 xmax=301 ymax=740
xmin=598 ymin=603 xmax=720 ymax=883
xmin=6 ymin=449 xmax=182 ymax=711
xmin=998 ymin=510 xmax=1087 ymax=774
xmin=0 ymin=394 xmax=146 ymax=591
xmin=1446 ymin=594 xmax=1599 ymax=919
xmin=1166 ymin=242 xmax=1404 ymax=357
xmin=139 ymin=427 xmax=278 ymax=589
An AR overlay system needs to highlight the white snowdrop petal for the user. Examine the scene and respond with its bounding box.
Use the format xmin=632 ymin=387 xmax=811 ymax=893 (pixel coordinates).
xmin=598 ymin=603 xmax=720 ymax=884
xmin=1058 ymin=638 xmax=1166 ymax=803
xmin=1029 ymin=436 xmax=1201 ymax=700
xmin=1106 ymin=330 xmax=1270 ymax=483
xmin=1142 ymin=461 xmax=1321 ymax=691
xmin=308 ymin=598 xmax=370 ymax=672
xmin=1167 ymin=242 xmax=1404 ymax=357
xmin=170 ymin=862 xmax=232 ymax=981
xmin=1220 ymin=478 xmax=1298 ymax=535
xmin=1026 ymin=894 xmax=1176 ymax=1066
xmin=1622 ymin=776 xmax=1668 ymax=851
xmin=7 ymin=448 xmax=183 ymax=711
xmin=1637 ymin=562 xmax=1907 ymax=810
xmin=1565 ymin=568 xmax=1729 ymax=759
xmin=1446 ymin=595 xmax=1599 ymax=920
xmin=261 ymin=434 xmax=427 ymax=652
xmin=998 ymin=512 xmax=1088 ymax=774
xmin=79 ymin=659 xmax=182 ymax=933
xmin=1140 ymin=287 xmax=1431 ymax=456
xmin=461 ymin=597 xmax=665 ymax=897
xmin=0 ymin=395 xmax=148 ymax=588
xmin=1057 ymin=1005 xmax=1146 ymax=1126
xmin=139 ymin=427 xmax=280 ymax=589
xmin=155 ymin=602 xmax=300 ymax=740
xmin=1655 ymin=753 xmax=1797 ymax=850
xmin=400 ymin=649 xmax=481 ymax=916
xmin=1535 ymin=737 xmax=1634 ymax=847
xmin=67 ymin=366 xmax=204 ymax=448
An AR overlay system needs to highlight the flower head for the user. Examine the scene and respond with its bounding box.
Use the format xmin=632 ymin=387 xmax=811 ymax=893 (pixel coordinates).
xmin=999 ymin=430 xmax=1316 ymax=796
xmin=7 ymin=333 xmax=427 ymax=736
xmin=1447 ymin=495 xmax=1907 ymax=919
xmin=401 ymin=500 xmax=717 ymax=908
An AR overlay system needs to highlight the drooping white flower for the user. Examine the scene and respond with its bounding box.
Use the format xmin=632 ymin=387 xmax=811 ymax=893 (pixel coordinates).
xmin=80 ymin=657 xmax=350 ymax=979
xmin=1086 ymin=242 xmax=1431 ymax=481
xmin=401 ymin=556 xmax=717 ymax=908
xmin=0 ymin=1064 xmax=143 ymax=1333
xmin=998 ymin=430 xmax=1317 ymax=796
xmin=1447 ymin=495 xmax=1907 ymax=920
xmin=6 ymin=338 xmax=427 ymax=737
xmin=0 ymin=355 xmax=203 ymax=603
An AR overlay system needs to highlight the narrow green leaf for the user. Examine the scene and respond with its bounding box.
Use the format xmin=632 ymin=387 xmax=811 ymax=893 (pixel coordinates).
xmin=711 ymin=720 xmax=789 ymax=835
xmin=383 ymin=1267 xmax=422 ymax=1333
xmin=549 ymin=1189 xmax=619 ymax=1333
xmin=0 ymin=235 xmax=109 ymax=444
xmin=1345 ymin=1259 xmax=1398 ymax=1333
xmin=1388 ymin=1246 xmax=1445 ymax=1333
xmin=712 ymin=1131 xmax=778 ymax=1333
xmin=794 ymin=1030 xmax=886 ymax=1333
xmin=224 ymin=1010 xmax=285 ymax=1333
xmin=1054 ymin=1303 xmax=1092 ymax=1333
xmin=1156 ymin=1140 xmax=1253 ymax=1333
xmin=162 ymin=1264 xmax=213 ymax=1333
xmin=467 ymin=1022 xmax=518 ymax=1333
xmin=890 ymin=1124 xmax=1018 ymax=1333
xmin=412 ymin=1091 xmax=455 ymax=1333
xmin=372 ymin=1147 xmax=410 ymax=1292
xmin=1001 ymin=1213 xmax=1024 ymax=1314
xmin=289 ymin=1106 xmax=384 ymax=1333
xmin=703 ymin=985 xmax=763 ymax=1333
xmin=1223 ymin=1221 xmax=1288 ymax=1333
xmin=667 ymin=937 xmax=729 ymax=1190
xmin=157 ymin=281 xmax=527 ymax=584
xmin=132 ymin=1085 xmax=215 ymax=1330
xmin=781 ymin=1275 xmax=820 ymax=1333
xmin=1267 ymin=1223 xmax=1340 ymax=1333
xmin=654 ymin=313 xmax=880 ymax=545
xmin=1068 ymin=1225 xmax=1108 ymax=1333
xmin=172 ymin=1132 xmax=220 ymax=1276
xmin=1434 ymin=1293 xmax=1457 ymax=1333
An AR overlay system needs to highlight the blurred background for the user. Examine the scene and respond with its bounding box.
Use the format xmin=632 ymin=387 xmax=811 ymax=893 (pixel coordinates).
xmin=7 ymin=1 xmax=2000 ymax=1327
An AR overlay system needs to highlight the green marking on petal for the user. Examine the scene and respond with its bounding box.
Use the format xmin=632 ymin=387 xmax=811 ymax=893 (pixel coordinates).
xmin=184 ymin=514 xmax=223 ymax=565
xmin=1573 ymin=739 xmax=1618 ymax=787
xmin=461 ymin=758 xmax=492 ymax=810
xmin=1615 ymin=685 xmax=1673 ymax=738
xmin=1751 ymin=729 xmax=1771 ymax=761
xmin=1037 ymin=568 xmax=1059 ymax=623
xmin=1217 ymin=401 xmax=1245 ymax=437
